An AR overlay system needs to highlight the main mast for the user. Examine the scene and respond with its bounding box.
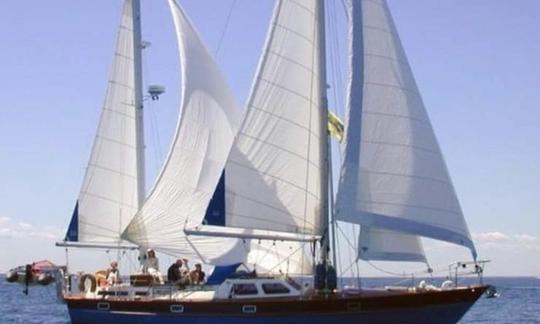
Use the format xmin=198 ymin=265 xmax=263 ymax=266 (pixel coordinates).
xmin=132 ymin=0 xmax=146 ymax=208
xmin=317 ymin=0 xmax=331 ymax=266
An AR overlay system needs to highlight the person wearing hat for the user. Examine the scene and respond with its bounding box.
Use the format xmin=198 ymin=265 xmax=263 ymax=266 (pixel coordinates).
xmin=141 ymin=249 xmax=163 ymax=284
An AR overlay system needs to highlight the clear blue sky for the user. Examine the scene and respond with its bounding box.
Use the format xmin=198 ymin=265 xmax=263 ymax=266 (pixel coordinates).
xmin=0 ymin=0 xmax=538 ymax=276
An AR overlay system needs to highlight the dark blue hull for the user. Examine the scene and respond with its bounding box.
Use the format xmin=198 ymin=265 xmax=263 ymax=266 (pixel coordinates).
xmin=69 ymin=301 xmax=475 ymax=324
xmin=66 ymin=286 xmax=487 ymax=324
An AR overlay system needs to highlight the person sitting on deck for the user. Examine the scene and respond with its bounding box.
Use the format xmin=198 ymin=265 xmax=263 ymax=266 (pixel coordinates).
xmin=140 ymin=249 xmax=163 ymax=284
xmin=106 ymin=261 xmax=120 ymax=286
xmin=168 ymin=258 xmax=191 ymax=287
xmin=189 ymin=263 xmax=206 ymax=285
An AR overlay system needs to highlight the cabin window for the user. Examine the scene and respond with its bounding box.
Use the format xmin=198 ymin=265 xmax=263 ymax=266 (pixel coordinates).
xmin=262 ymin=283 xmax=290 ymax=294
xmin=232 ymin=283 xmax=258 ymax=295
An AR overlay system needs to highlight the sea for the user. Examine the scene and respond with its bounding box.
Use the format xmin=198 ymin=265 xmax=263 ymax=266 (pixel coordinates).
xmin=0 ymin=276 xmax=538 ymax=323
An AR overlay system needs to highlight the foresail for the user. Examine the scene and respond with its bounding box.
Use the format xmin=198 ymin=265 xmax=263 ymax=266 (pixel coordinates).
xmin=358 ymin=226 xmax=426 ymax=263
xmin=121 ymin=0 xmax=244 ymax=264
xmin=66 ymin=0 xmax=139 ymax=243
xmin=224 ymin=0 xmax=324 ymax=236
xmin=335 ymin=0 xmax=476 ymax=258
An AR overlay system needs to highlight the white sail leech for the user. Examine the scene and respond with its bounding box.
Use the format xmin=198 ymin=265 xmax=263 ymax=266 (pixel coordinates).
xmin=224 ymin=0 xmax=324 ymax=236
xmin=336 ymin=0 xmax=476 ymax=258
xmin=121 ymin=0 xmax=245 ymax=264
xmin=72 ymin=0 xmax=139 ymax=243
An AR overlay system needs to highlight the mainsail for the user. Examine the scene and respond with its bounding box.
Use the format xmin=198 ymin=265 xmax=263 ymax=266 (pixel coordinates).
xmin=224 ymin=0 xmax=325 ymax=236
xmin=121 ymin=0 xmax=245 ymax=263
xmin=65 ymin=0 xmax=139 ymax=243
xmin=336 ymin=0 xmax=476 ymax=258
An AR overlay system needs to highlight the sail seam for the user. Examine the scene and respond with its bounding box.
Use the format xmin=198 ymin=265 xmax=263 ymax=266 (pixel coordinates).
xmin=95 ymin=134 xmax=136 ymax=149
xmin=114 ymin=51 xmax=134 ymax=61
xmin=361 ymin=140 xmax=441 ymax=155
xmin=274 ymin=23 xmax=314 ymax=45
xmin=363 ymin=24 xmax=397 ymax=38
xmin=226 ymin=191 xmax=298 ymax=217
xmin=108 ymin=80 xmax=135 ymax=90
xmin=360 ymin=200 xmax=460 ymax=216
xmin=118 ymin=25 xmax=133 ymax=33
xmin=80 ymin=191 xmax=138 ymax=209
xmin=365 ymin=81 xmax=420 ymax=96
xmin=267 ymin=50 xmax=315 ymax=74
xmin=258 ymin=77 xmax=316 ymax=104
xmin=103 ymin=107 xmax=136 ymax=120
xmin=78 ymin=220 xmax=125 ymax=236
xmin=287 ymin=0 xmax=316 ymax=16
xmin=235 ymin=132 xmax=320 ymax=169
xmin=360 ymin=169 xmax=452 ymax=186
xmin=362 ymin=110 xmax=428 ymax=125
xmin=248 ymin=103 xmax=319 ymax=135
xmin=228 ymin=160 xmax=320 ymax=199
xmin=87 ymin=163 xmax=137 ymax=179
xmin=227 ymin=212 xmax=315 ymax=231
xmin=365 ymin=52 xmax=408 ymax=67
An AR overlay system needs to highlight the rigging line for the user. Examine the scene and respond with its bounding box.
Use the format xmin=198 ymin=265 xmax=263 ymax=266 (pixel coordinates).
xmin=140 ymin=45 xmax=164 ymax=175
xmin=365 ymin=260 xmax=414 ymax=277
xmin=214 ymin=0 xmax=237 ymax=57
xmin=148 ymin=100 xmax=164 ymax=174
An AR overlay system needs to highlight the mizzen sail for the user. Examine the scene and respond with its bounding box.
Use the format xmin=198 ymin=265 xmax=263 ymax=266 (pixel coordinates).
xmin=65 ymin=0 xmax=139 ymax=243
xmin=336 ymin=0 xmax=476 ymax=258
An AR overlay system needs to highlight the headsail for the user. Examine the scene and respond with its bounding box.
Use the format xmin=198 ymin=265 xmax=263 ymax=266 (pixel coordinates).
xmin=65 ymin=0 xmax=139 ymax=243
xmin=121 ymin=0 xmax=245 ymax=263
xmin=336 ymin=0 xmax=476 ymax=258
xmin=224 ymin=0 xmax=325 ymax=236
xmin=358 ymin=227 xmax=426 ymax=263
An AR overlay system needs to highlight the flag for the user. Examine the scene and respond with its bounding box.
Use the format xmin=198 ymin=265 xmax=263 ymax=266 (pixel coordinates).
xmin=328 ymin=111 xmax=344 ymax=142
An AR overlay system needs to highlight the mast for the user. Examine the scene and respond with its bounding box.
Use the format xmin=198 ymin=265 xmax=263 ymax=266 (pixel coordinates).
xmin=317 ymin=0 xmax=331 ymax=265
xmin=132 ymin=0 xmax=146 ymax=208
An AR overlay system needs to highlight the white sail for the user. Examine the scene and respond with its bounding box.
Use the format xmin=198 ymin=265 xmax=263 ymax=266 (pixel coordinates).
xmin=248 ymin=241 xmax=313 ymax=276
xmin=121 ymin=0 xmax=245 ymax=263
xmin=224 ymin=0 xmax=325 ymax=236
xmin=336 ymin=0 xmax=476 ymax=258
xmin=358 ymin=227 xmax=426 ymax=262
xmin=65 ymin=0 xmax=139 ymax=243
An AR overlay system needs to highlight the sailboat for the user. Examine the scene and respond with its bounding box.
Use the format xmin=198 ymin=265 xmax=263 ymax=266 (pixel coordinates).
xmin=57 ymin=0 xmax=489 ymax=323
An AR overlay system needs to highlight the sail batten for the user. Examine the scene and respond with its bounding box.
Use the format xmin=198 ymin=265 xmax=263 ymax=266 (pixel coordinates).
xmin=336 ymin=0 xmax=476 ymax=258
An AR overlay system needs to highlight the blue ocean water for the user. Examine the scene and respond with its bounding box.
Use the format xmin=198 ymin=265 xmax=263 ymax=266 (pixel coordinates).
xmin=0 ymin=276 xmax=538 ymax=323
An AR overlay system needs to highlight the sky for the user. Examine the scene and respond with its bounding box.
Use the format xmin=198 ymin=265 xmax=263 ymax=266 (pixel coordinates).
xmin=0 ymin=0 xmax=539 ymax=277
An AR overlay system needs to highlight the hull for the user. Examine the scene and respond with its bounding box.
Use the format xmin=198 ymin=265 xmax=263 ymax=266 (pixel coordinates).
xmin=66 ymin=286 xmax=487 ymax=324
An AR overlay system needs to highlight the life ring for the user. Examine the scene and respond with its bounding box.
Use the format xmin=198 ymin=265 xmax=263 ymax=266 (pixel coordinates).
xmin=79 ymin=273 xmax=97 ymax=293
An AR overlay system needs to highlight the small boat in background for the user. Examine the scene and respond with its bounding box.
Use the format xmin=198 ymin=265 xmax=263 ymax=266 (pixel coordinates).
xmin=485 ymin=285 xmax=500 ymax=299
xmin=5 ymin=260 xmax=63 ymax=286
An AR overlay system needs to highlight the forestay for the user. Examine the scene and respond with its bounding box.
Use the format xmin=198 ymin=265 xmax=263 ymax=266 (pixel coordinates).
xmin=224 ymin=0 xmax=325 ymax=236
xmin=335 ymin=0 xmax=476 ymax=258
xmin=65 ymin=0 xmax=139 ymax=243
xmin=122 ymin=0 xmax=245 ymax=264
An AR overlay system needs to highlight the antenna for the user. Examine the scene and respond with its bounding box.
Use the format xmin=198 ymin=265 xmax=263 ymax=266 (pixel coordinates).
xmin=147 ymin=85 xmax=166 ymax=101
